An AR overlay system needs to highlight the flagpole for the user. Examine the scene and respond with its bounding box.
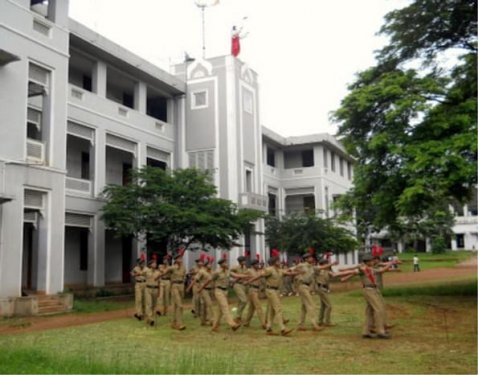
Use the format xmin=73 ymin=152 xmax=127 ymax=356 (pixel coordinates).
xmin=201 ymin=5 xmax=206 ymax=59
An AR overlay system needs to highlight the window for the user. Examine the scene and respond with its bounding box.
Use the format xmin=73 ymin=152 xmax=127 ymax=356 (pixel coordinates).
xmin=266 ymin=147 xmax=275 ymax=167
xmin=147 ymin=87 xmax=168 ymax=122
xmin=339 ymin=157 xmax=344 ymax=176
xmin=347 ymin=162 xmax=352 ymax=180
xmin=106 ymin=67 xmax=135 ymax=109
xmin=245 ymin=170 xmax=253 ymax=192
xmin=81 ymin=152 xmax=90 ymax=180
xmin=191 ymin=90 xmax=208 ymax=109
xmin=456 ymin=234 xmax=465 ymax=248
xmin=323 ymin=148 xmax=328 ymax=168
xmin=243 ymin=90 xmax=253 ymax=114
xmin=268 ymin=193 xmax=277 ymax=216
xmin=303 ymin=195 xmax=315 ymax=212
xmin=330 ymin=152 xmax=336 ymax=172
xmin=147 ymin=157 xmax=167 ymax=170
xmin=79 ymin=229 xmax=88 ymax=271
xmin=30 ymin=0 xmax=50 ymax=19
xmin=68 ymin=50 xmax=94 ymax=92
xmin=302 ymin=150 xmax=314 ymax=167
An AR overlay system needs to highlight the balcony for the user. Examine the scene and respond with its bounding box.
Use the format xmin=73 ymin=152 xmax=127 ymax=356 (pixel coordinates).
xmin=67 ymin=84 xmax=174 ymax=140
xmin=281 ymin=166 xmax=321 ymax=179
xmin=66 ymin=176 xmax=93 ymax=196
xmin=454 ymin=216 xmax=478 ymax=225
xmin=239 ymin=192 xmax=268 ymax=212
xmin=26 ymin=139 xmax=44 ymax=162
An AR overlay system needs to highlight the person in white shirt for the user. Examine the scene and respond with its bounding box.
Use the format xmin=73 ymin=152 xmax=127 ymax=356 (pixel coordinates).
xmin=413 ymin=255 xmax=420 ymax=272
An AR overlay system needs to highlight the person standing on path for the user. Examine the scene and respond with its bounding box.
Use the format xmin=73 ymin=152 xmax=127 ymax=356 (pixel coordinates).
xmin=413 ymin=254 xmax=420 ymax=272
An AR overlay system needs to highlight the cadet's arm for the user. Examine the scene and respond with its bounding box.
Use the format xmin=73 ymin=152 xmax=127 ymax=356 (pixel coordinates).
xmin=197 ymin=279 xmax=211 ymax=293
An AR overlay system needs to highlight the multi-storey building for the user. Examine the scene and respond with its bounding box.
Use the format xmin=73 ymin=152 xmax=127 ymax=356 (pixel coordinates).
xmin=1 ymin=0 xmax=474 ymax=316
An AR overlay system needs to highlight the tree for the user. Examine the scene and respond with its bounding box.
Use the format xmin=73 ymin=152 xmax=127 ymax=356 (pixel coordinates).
xmin=101 ymin=167 xmax=264 ymax=253
xmin=265 ymin=214 xmax=358 ymax=257
xmin=332 ymin=0 xmax=477 ymax=247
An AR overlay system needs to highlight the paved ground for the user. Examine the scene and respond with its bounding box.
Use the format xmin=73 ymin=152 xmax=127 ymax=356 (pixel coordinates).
xmin=1 ymin=256 xmax=475 ymax=335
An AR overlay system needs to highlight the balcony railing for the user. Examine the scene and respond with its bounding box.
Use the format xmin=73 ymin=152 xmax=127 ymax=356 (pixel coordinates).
xmin=26 ymin=138 xmax=44 ymax=162
xmin=454 ymin=216 xmax=478 ymax=225
xmin=66 ymin=176 xmax=93 ymax=196
xmin=239 ymin=192 xmax=268 ymax=212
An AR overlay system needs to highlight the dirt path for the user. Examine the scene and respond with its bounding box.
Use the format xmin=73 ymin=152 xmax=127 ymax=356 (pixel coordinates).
xmin=1 ymin=256 xmax=476 ymax=335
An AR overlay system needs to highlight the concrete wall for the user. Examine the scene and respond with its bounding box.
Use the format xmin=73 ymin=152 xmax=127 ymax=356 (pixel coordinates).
xmin=64 ymin=227 xmax=87 ymax=286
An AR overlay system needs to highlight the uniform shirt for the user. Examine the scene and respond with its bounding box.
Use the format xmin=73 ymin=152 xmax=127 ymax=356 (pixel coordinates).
xmin=246 ymin=268 xmax=262 ymax=287
xmin=132 ymin=266 xmax=148 ymax=282
xmin=373 ymin=266 xmax=384 ymax=290
xmin=165 ymin=264 xmax=186 ymax=283
xmin=158 ymin=264 xmax=170 ymax=280
xmin=195 ymin=268 xmax=212 ymax=288
xmin=316 ymin=269 xmax=331 ymax=286
xmin=263 ymin=266 xmax=285 ymax=288
xmin=145 ymin=268 xmax=161 ymax=287
xmin=358 ymin=266 xmax=378 ymax=288
xmin=212 ymin=268 xmax=230 ymax=289
xmin=296 ymin=262 xmax=315 ymax=284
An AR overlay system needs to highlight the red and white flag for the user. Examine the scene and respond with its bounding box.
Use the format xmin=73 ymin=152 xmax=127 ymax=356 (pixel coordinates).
xmin=231 ymin=26 xmax=241 ymax=57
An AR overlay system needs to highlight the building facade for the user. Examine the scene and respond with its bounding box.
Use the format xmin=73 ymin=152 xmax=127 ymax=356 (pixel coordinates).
xmin=1 ymin=0 xmax=475 ymax=314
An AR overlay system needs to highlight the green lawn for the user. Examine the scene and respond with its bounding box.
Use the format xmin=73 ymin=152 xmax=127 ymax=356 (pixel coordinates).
xmin=394 ymin=250 xmax=475 ymax=272
xmin=0 ymin=280 xmax=476 ymax=374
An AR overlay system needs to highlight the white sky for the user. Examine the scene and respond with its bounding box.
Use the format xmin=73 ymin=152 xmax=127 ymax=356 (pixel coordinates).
xmin=69 ymin=0 xmax=409 ymax=137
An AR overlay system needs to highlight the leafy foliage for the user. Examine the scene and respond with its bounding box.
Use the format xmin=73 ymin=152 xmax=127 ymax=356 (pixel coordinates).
xmin=332 ymin=0 xmax=477 ymax=245
xmin=264 ymin=214 xmax=358 ymax=256
xmin=101 ymin=167 xmax=264 ymax=251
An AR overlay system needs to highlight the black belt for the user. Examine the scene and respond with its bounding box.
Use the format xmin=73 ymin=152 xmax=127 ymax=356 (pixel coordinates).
xmin=318 ymin=283 xmax=328 ymax=288
xmin=172 ymin=281 xmax=184 ymax=284
xmin=266 ymin=286 xmax=279 ymax=290
xmin=249 ymin=285 xmax=260 ymax=289
xmin=147 ymin=285 xmax=159 ymax=289
xmin=204 ymin=287 xmax=213 ymax=290
xmin=216 ymin=286 xmax=228 ymax=291
xmin=136 ymin=280 xmax=146 ymax=283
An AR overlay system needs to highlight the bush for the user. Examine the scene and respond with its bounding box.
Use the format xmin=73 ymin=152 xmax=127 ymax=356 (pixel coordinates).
xmin=431 ymin=236 xmax=447 ymax=254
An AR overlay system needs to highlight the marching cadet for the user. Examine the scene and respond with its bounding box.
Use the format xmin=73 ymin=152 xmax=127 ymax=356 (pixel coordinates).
xmin=339 ymin=254 xmax=395 ymax=339
xmin=315 ymin=258 xmax=337 ymax=327
xmin=158 ymin=256 xmax=171 ymax=316
xmin=187 ymin=256 xmax=213 ymax=326
xmin=296 ymin=253 xmax=323 ymax=332
xmin=144 ymin=260 xmax=161 ymax=326
xmin=242 ymin=259 xmax=266 ymax=329
xmin=230 ymin=255 xmax=249 ymax=323
xmin=130 ymin=258 xmax=147 ymax=320
xmin=160 ymin=253 xmax=187 ymax=330
xmin=199 ymin=257 xmax=243 ymax=332
xmin=188 ymin=258 xmax=202 ymax=318
xmin=247 ymin=256 xmax=298 ymax=336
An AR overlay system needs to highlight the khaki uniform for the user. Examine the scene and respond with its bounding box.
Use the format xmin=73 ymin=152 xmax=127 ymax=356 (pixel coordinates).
xmin=230 ymin=264 xmax=249 ymax=321
xmin=243 ymin=268 xmax=266 ymax=327
xmin=374 ymin=266 xmax=390 ymax=327
xmin=164 ymin=264 xmax=186 ymax=328
xmin=145 ymin=268 xmax=161 ymax=324
xmin=316 ymin=269 xmax=332 ymax=325
xmin=195 ymin=268 xmax=213 ymax=325
xmin=263 ymin=266 xmax=286 ymax=332
xmin=190 ymin=265 xmax=201 ymax=317
xmin=131 ymin=265 xmax=148 ymax=318
xmin=296 ymin=262 xmax=320 ymax=330
xmin=360 ymin=267 xmax=386 ymax=335
xmin=158 ymin=264 xmax=171 ymax=315
xmin=212 ymin=268 xmax=236 ymax=328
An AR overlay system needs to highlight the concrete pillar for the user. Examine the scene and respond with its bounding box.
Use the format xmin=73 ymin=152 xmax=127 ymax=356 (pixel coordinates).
xmin=463 ymin=204 xmax=469 ymax=217
xmin=94 ymin=129 xmax=106 ymax=196
xmin=36 ymin=203 xmax=49 ymax=292
xmin=92 ymin=216 xmax=105 ymax=287
xmin=92 ymin=61 xmax=107 ymax=97
xmin=137 ymin=142 xmax=147 ymax=169
xmin=134 ymin=81 xmax=147 ymax=114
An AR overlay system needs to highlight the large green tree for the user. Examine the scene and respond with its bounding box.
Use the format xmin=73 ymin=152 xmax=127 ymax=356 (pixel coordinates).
xmin=101 ymin=167 xmax=263 ymax=252
xmin=265 ymin=214 xmax=358 ymax=257
xmin=333 ymin=0 xmax=477 ymax=247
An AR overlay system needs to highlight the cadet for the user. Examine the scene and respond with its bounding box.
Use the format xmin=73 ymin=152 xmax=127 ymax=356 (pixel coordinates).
xmin=248 ymin=256 xmax=297 ymax=336
xmin=243 ymin=259 xmax=266 ymax=329
xmin=315 ymin=258 xmax=336 ymax=327
xmin=296 ymin=253 xmax=322 ymax=332
xmin=189 ymin=258 xmax=202 ymax=318
xmin=340 ymin=254 xmax=394 ymax=339
xmin=230 ymin=255 xmax=249 ymax=323
xmin=187 ymin=257 xmax=213 ymax=326
xmin=158 ymin=256 xmax=171 ymax=316
xmin=160 ymin=253 xmax=187 ymax=330
xmin=144 ymin=260 xmax=161 ymax=326
xmin=200 ymin=258 xmax=241 ymax=332
xmin=130 ymin=258 xmax=147 ymax=320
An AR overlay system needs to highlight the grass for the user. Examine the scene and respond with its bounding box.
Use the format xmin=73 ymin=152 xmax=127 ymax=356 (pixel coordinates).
xmin=394 ymin=250 xmax=475 ymax=272
xmin=73 ymin=297 xmax=133 ymax=313
xmin=0 ymin=279 xmax=476 ymax=374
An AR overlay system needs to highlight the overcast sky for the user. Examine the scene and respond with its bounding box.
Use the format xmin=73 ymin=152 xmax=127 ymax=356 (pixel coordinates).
xmin=69 ymin=0 xmax=409 ymax=137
